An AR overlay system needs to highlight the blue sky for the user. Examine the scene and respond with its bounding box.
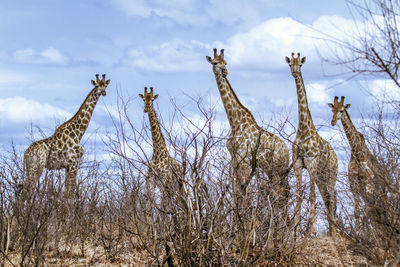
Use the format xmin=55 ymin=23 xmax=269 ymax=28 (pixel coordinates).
xmin=0 ymin=0 xmax=391 ymax=159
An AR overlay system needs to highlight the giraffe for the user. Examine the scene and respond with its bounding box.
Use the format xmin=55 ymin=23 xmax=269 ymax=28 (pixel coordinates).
xmin=285 ymin=53 xmax=338 ymax=236
xmin=139 ymin=87 xmax=186 ymax=207
xmin=139 ymin=87 xmax=186 ymax=267
xmin=206 ymin=48 xmax=290 ymax=240
xmin=328 ymin=96 xmax=378 ymax=231
xmin=23 ymin=74 xmax=110 ymax=199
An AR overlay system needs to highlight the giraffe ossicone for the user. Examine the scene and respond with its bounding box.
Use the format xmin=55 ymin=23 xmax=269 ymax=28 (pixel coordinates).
xmin=23 ymin=74 xmax=110 ymax=199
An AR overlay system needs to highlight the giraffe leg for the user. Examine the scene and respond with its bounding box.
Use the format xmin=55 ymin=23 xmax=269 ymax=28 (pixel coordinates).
xmin=275 ymin=170 xmax=290 ymax=220
xmin=348 ymin=166 xmax=360 ymax=232
xmin=65 ymin=146 xmax=84 ymax=199
xmin=231 ymin=158 xmax=252 ymax=244
xmin=326 ymin=183 xmax=337 ymax=236
xmin=308 ymin=176 xmax=317 ymax=234
xmin=65 ymin=164 xmax=78 ymax=199
xmin=353 ymin=193 xmax=361 ymax=232
xmin=315 ymin=172 xmax=337 ymax=236
xmin=306 ymin=160 xmax=322 ymax=236
xmin=145 ymin=166 xmax=159 ymax=243
xmin=146 ymin=168 xmax=156 ymax=208
xmin=327 ymin=162 xmax=338 ymax=236
xmin=232 ymin=158 xmax=250 ymax=207
xmin=264 ymin=150 xmax=290 ymax=245
xmin=170 ymin=161 xmax=188 ymax=212
xmin=23 ymin=164 xmax=44 ymax=201
xmin=270 ymin=170 xmax=290 ymax=247
xmin=22 ymin=146 xmax=47 ymax=202
xmin=293 ymin=159 xmax=303 ymax=234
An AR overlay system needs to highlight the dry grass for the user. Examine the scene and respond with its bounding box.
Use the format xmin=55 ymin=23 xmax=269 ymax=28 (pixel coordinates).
xmin=3 ymin=242 xmax=150 ymax=266
xmin=293 ymin=235 xmax=371 ymax=267
xmin=2 ymin=235 xmax=374 ymax=266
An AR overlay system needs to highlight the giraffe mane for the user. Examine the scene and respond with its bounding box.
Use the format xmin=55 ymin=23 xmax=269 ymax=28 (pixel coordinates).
xmin=224 ymin=78 xmax=258 ymax=125
xmin=57 ymin=87 xmax=99 ymax=131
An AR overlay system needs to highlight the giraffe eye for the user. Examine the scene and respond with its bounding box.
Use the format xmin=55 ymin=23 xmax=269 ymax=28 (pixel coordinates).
xmin=212 ymin=62 xmax=218 ymax=65
xmin=339 ymin=110 xmax=344 ymax=113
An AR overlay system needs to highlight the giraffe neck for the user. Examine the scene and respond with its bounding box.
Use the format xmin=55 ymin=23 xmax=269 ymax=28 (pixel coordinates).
xmin=340 ymin=110 xmax=364 ymax=152
xmin=148 ymin=106 xmax=168 ymax=157
xmin=214 ymin=72 xmax=256 ymax=131
xmin=293 ymin=73 xmax=316 ymax=134
xmin=66 ymin=87 xmax=101 ymax=141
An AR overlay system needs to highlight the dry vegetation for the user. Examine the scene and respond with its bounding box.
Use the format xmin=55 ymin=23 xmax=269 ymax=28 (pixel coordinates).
xmin=0 ymin=92 xmax=398 ymax=266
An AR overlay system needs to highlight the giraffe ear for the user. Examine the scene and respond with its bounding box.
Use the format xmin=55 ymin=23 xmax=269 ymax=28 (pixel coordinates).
xmin=206 ymin=56 xmax=212 ymax=63
xmin=154 ymin=94 xmax=159 ymax=99
xmin=285 ymin=56 xmax=290 ymax=63
xmin=328 ymin=103 xmax=334 ymax=108
xmin=345 ymin=104 xmax=351 ymax=109
xmin=301 ymin=57 xmax=306 ymax=64
xmin=138 ymin=94 xmax=144 ymax=99
xmin=106 ymin=79 xmax=110 ymax=85
xmin=91 ymin=80 xmax=96 ymax=86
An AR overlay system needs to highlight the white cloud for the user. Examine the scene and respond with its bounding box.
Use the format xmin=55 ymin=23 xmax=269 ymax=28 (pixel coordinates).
xmin=40 ymin=47 xmax=69 ymax=65
xmin=14 ymin=47 xmax=70 ymax=65
xmin=111 ymin=0 xmax=280 ymax=27
xmin=306 ymin=82 xmax=332 ymax=105
xmin=216 ymin=17 xmax=313 ymax=69
xmin=117 ymin=15 xmax=360 ymax=73
xmin=216 ymin=16 xmax=359 ymax=71
xmin=111 ymin=0 xmax=208 ymax=25
xmin=0 ymin=97 xmax=71 ymax=123
xmin=14 ymin=49 xmax=35 ymax=61
xmin=120 ymin=39 xmax=211 ymax=72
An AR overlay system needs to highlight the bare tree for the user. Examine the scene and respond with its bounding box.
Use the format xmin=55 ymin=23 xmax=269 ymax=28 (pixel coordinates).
xmin=2 ymin=88 xmax=379 ymax=265
xmin=101 ymin=89 xmax=302 ymax=266
xmin=322 ymin=0 xmax=400 ymax=86
xmin=320 ymin=1 xmax=400 ymax=264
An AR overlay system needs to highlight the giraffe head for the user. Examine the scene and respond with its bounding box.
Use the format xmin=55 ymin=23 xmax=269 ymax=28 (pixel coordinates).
xmin=285 ymin=52 xmax=306 ymax=76
xmin=91 ymin=74 xmax=110 ymax=96
xmin=206 ymin=48 xmax=228 ymax=78
xmin=328 ymin=96 xmax=351 ymax=126
xmin=139 ymin=87 xmax=158 ymax=113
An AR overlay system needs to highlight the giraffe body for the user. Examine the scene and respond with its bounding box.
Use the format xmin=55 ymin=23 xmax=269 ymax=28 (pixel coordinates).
xmin=286 ymin=53 xmax=338 ymax=236
xmin=23 ymin=74 xmax=110 ymax=199
xmin=329 ymin=96 xmax=377 ymax=230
